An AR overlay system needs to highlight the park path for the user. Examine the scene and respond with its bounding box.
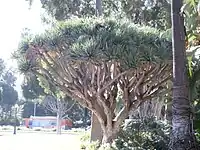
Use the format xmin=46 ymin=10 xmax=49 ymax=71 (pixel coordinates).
xmin=0 ymin=132 xmax=81 ymax=150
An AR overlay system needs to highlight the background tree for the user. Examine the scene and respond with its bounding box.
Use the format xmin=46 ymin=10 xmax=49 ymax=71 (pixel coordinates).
xmin=21 ymin=74 xmax=46 ymax=116
xmin=21 ymin=75 xmax=45 ymax=100
xmin=120 ymin=0 xmax=171 ymax=30
xmin=0 ymin=59 xmax=19 ymax=125
xmin=43 ymin=95 xmax=75 ymax=134
xmin=0 ymin=83 xmax=18 ymax=117
xmin=0 ymin=72 xmax=18 ymax=118
xmin=21 ymin=68 xmax=89 ymax=127
xmin=68 ymin=102 xmax=91 ymax=127
xmin=26 ymin=0 xmax=120 ymax=20
xmin=21 ymin=100 xmax=54 ymax=118
xmin=26 ymin=0 xmax=171 ymax=30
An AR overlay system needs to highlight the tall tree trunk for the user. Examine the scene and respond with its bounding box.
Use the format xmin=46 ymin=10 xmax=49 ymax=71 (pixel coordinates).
xmin=170 ymin=0 xmax=199 ymax=149
xmin=96 ymin=0 xmax=102 ymax=17
xmin=90 ymin=113 xmax=103 ymax=142
xmin=56 ymin=112 xmax=61 ymax=134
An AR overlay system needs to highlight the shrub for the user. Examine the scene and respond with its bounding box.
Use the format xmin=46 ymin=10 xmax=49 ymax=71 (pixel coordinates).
xmin=80 ymin=132 xmax=101 ymax=150
xmin=0 ymin=118 xmax=20 ymax=126
xmin=79 ymin=118 xmax=170 ymax=150
xmin=80 ymin=140 xmax=100 ymax=150
xmin=113 ymin=117 xmax=170 ymax=150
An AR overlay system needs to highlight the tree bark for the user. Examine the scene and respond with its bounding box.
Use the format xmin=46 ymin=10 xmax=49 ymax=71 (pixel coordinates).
xmin=94 ymin=106 xmax=129 ymax=144
xmin=56 ymin=112 xmax=61 ymax=134
xmin=96 ymin=0 xmax=102 ymax=17
xmin=102 ymin=131 xmax=116 ymax=144
xmin=90 ymin=112 xmax=120 ymax=144
xmin=170 ymin=0 xmax=199 ymax=149
xmin=90 ymin=112 xmax=118 ymax=144
xmin=101 ymin=125 xmax=119 ymax=144
xmin=90 ymin=113 xmax=103 ymax=142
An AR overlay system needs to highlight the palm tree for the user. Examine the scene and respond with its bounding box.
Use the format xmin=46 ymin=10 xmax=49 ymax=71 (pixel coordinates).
xmin=170 ymin=0 xmax=199 ymax=149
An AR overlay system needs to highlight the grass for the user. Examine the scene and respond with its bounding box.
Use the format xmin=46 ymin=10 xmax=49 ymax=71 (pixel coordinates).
xmin=0 ymin=125 xmax=86 ymax=134
xmin=0 ymin=126 xmax=90 ymax=149
xmin=0 ymin=131 xmax=83 ymax=150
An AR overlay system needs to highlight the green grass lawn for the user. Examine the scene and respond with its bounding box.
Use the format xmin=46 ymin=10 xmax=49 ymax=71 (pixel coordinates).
xmin=0 ymin=132 xmax=82 ymax=150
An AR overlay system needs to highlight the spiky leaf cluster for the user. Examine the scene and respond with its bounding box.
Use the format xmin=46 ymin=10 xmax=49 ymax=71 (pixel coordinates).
xmin=15 ymin=18 xmax=172 ymax=72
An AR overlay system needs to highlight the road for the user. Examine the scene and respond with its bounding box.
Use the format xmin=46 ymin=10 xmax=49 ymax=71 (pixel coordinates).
xmin=0 ymin=132 xmax=81 ymax=150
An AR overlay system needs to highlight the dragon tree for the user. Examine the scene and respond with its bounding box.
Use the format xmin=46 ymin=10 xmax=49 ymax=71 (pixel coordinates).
xmin=14 ymin=18 xmax=172 ymax=144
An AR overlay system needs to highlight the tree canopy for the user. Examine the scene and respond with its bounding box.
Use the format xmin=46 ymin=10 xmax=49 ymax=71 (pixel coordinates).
xmin=17 ymin=18 xmax=172 ymax=69
xmin=27 ymin=0 xmax=171 ymax=30
xmin=0 ymin=60 xmax=18 ymax=121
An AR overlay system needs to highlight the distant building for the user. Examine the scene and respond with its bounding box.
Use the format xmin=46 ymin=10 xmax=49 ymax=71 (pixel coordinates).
xmin=23 ymin=116 xmax=73 ymax=129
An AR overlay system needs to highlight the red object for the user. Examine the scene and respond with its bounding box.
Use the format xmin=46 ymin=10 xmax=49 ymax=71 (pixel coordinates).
xmin=23 ymin=116 xmax=72 ymax=128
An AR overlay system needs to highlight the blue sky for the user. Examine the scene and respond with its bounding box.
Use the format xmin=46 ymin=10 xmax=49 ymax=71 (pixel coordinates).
xmin=0 ymin=0 xmax=44 ymax=98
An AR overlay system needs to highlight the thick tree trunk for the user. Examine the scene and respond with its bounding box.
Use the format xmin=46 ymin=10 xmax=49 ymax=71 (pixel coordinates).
xmin=90 ymin=112 xmax=120 ymax=144
xmin=170 ymin=0 xmax=199 ymax=149
xmin=101 ymin=128 xmax=118 ymax=144
xmin=90 ymin=113 xmax=103 ymax=142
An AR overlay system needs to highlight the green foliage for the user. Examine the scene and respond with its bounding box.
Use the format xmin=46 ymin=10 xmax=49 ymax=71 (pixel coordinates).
xmin=196 ymin=127 xmax=200 ymax=143
xmin=22 ymin=101 xmax=54 ymax=118
xmin=79 ymin=118 xmax=170 ymax=150
xmin=21 ymin=95 xmax=90 ymax=123
xmin=113 ymin=118 xmax=170 ymax=150
xmin=0 ymin=69 xmax=18 ymax=117
xmin=22 ymin=75 xmax=45 ymax=100
xmin=80 ymin=132 xmax=100 ymax=150
xmin=16 ymin=18 xmax=172 ymax=72
xmin=80 ymin=141 xmax=100 ymax=150
xmin=68 ymin=102 xmax=91 ymax=124
xmin=26 ymin=0 xmax=121 ymax=20
xmin=0 ymin=118 xmax=20 ymax=126
xmin=20 ymin=72 xmax=89 ymax=122
xmin=80 ymin=132 xmax=91 ymax=142
xmin=121 ymin=0 xmax=171 ymax=30
xmin=27 ymin=0 xmax=171 ymax=30
xmin=2 ymin=71 xmax=17 ymax=87
xmin=0 ymin=58 xmax=19 ymax=124
xmin=1 ymin=84 xmax=18 ymax=106
xmin=182 ymin=0 xmax=199 ymax=46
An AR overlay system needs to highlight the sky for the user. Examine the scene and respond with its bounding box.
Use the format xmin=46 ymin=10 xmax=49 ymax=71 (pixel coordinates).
xmin=0 ymin=0 xmax=44 ymax=98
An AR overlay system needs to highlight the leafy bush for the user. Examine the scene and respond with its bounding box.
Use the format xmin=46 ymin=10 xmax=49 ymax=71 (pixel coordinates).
xmin=0 ymin=118 xmax=20 ymax=126
xmin=79 ymin=118 xmax=170 ymax=150
xmin=113 ymin=118 xmax=170 ymax=150
xmin=80 ymin=132 xmax=101 ymax=150
xmin=1 ymin=126 xmax=13 ymax=130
